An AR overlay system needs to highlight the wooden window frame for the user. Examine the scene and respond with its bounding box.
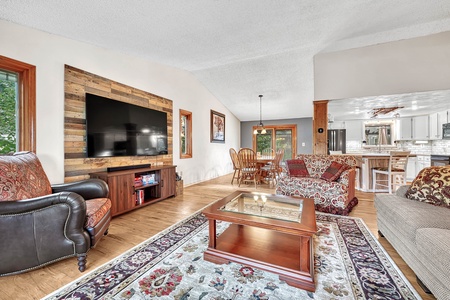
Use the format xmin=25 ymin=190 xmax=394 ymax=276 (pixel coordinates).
xmin=0 ymin=55 xmax=36 ymax=152
xmin=252 ymin=124 xmax=297 ymax=159
xmin=180 ymin=109 xmax=192 ymax=159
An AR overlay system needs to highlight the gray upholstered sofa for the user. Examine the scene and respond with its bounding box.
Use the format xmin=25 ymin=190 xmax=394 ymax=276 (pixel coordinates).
xmin=374 ymin=185 xmax=450 ymax=300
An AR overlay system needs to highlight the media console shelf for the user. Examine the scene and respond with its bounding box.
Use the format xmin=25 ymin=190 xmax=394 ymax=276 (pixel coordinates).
xmin=90 ymin=165 xmax=176 ymax=217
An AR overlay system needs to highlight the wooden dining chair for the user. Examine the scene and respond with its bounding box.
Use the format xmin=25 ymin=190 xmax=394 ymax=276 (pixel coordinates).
xmin=261 ymin=148 xmax=275 ymax=158
xmin=229 ymin=148 xmax=241 ymax=185
xmin=238 ymin=148 xmax=260 ymax=188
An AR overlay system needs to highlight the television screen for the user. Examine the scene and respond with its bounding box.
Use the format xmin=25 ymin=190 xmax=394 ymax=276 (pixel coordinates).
xmin=85 ymin=93 xmax=168 ymax=158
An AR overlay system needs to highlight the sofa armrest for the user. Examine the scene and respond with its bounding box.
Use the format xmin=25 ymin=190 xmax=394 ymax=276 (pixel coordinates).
xmin=395 ymin=185 xmax=410 ymax=197
xmin=337 ymin=168 xmax=354 ymax=185
xmin=52 ymin=178 xmax=109 ymax=200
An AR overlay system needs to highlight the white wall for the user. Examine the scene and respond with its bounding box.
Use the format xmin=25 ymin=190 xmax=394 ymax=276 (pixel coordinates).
xmin=0 ymin=20 xmax=240 ymax=185
xmin=314 ymin=31 xmax=450 ymax=100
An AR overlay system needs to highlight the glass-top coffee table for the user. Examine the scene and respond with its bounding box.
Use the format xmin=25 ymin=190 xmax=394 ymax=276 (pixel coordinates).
xmin=202 ymin=191 xmax=317 ymax=292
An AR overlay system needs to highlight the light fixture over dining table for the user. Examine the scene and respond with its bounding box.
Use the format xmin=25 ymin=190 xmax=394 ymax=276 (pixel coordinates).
xmin=253 ymin=94 xmax=267 ymax=134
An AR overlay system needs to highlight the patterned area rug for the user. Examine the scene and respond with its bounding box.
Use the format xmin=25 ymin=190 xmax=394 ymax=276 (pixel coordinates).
xmin=43 ymin=212 xmax=421 ymax=300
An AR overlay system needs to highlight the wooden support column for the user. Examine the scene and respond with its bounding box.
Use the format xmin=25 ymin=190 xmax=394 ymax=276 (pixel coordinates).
xmin=313 ymin=100 xmax=328 ymax=155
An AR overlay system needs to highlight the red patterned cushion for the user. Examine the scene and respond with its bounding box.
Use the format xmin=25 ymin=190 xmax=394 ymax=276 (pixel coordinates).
xmin=85 ymin=198 xmax=112 ymax=227
xmin=320 ymin=161 xmax=349 ymax=182
xmin=0 ymin=152 xmax=52 ymax=201
xmin=405 ymin=166 xmax=450 ymax=208
xmin=286 ymin=159 xmax=309 ymax=177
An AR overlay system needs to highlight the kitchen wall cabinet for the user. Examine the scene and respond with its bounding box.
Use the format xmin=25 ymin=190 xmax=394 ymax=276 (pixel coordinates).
xmin=412 ymin=115 xmax=429 ymax=140
xmin=429 ymin=111 xmax=448 ymax=140
xmin=399 ymin=118 xmax=412 ymax=140
xmin=344 ymin=120 xmax=363 ymax=141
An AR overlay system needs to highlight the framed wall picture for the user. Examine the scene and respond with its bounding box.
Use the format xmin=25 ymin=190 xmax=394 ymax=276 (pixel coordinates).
xmin=210 ymin=110 xmax=225 ymax=143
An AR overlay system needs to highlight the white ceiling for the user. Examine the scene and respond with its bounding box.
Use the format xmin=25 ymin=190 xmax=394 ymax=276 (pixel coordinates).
xmin=2 ymin=1 xmax=450 ymax=121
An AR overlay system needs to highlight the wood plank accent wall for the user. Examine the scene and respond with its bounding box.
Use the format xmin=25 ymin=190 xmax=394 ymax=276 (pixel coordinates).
xmin=64 ymin=65 xmax=173 ymax=182
xmin=313 ymin=100 xmax=328 ymax=154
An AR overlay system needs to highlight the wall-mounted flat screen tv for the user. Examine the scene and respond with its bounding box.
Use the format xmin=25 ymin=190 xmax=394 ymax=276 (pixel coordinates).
xmin=85 ymin=93 xmax=168 ymax=158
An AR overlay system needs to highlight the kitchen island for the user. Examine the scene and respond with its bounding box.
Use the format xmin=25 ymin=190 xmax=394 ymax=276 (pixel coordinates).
xmin=349 ymin=153 xmax=417 ymax=192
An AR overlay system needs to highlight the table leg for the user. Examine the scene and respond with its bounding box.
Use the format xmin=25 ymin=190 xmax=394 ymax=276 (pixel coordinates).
xmin=299 ymin=236 xmax=313 ymax=276
xmin=208 ymin=219 xmax=217 ymax=249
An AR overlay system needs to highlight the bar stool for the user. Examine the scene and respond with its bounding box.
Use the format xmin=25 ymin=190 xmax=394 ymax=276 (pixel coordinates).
xmin=372 ymin=151 xmax=410 ymax=193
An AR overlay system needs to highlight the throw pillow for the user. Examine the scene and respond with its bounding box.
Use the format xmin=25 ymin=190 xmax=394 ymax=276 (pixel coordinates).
xmin=320 ymin=161 xmax=349 ymax=182
xmin=405 ymin=166 xmax=450 ymax=209
xmin=0 ymin=152 xmax=52 ymax=201
xmin=286 ymin=159 xmax=309 ymax=177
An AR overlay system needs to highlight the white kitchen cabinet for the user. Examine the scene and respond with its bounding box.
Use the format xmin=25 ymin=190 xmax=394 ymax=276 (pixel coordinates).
xmin=406 ymin=157 xmax=417 ymax=181
xmin=437 ymin=111 xmax=447 ymax=137
xmin=399 ymin=118 xmax=412 ymax=140
xmin=412 ymin=115 xmax=429 ymax=140
xmin=429 ymin=111 xmax=448 ymax=140
xmin=415 ymin=155 xmax=431 ymax=176
xmin=429 ymin=113 xmax=438 ymax=139
xmin=344 ymin=120 xmax=363 ymax=141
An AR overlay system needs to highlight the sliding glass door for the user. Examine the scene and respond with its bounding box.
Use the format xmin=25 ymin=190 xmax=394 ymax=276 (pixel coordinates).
xmin=253 ymin=125 xmax=296 ymax=160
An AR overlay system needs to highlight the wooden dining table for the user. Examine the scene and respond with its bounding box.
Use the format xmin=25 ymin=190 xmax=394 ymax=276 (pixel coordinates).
xmin=256 ymin=156 xmax=275 ymax=184
xmin=257 ymin=155 xmax=275 ymax=164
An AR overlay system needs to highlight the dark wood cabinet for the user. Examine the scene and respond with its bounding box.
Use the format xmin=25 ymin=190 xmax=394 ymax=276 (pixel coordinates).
xmin=90 ymin=165 xmax=176 ymax=217
xmin=160 ymin=167 xmax=176 ymax=198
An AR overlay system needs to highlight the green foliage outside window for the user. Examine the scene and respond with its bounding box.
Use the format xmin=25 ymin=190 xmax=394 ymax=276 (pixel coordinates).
xmin=0 ymin=79 xmax=17 ymax=154
xmin=256 ymin=130 xmax=272 ymax=153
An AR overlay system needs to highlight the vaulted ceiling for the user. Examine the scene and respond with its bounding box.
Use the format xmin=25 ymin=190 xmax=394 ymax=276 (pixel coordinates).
xmin=1 ymin=1 xmax=450 ymax=121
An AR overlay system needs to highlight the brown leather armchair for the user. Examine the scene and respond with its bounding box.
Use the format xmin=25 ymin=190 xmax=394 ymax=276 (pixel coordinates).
xmin=0 ymin=152 xmax=112 ymax=276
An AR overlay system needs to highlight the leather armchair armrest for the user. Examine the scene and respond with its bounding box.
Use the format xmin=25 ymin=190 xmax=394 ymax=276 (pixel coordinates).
xmin=0 ymin=192 xmax=85 ymax=215
xmin=52 ymin=178 xmax=109 ymax=200
xmin=0 ymin=192 xmax=90 ymax=250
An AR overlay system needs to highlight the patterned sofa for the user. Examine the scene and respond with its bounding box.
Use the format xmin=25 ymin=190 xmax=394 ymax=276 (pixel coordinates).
xmin=275 ymin=154 xmax=358 ymax=215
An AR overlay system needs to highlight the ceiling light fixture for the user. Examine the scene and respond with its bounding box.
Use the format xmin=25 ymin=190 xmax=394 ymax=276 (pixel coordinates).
xmin=253 ymin=95 xmax=267 ymax=135
xmin=370 ymin=106 xmax=404 ymax=118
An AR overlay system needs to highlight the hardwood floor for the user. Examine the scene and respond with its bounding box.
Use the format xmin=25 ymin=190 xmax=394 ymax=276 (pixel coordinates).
xmin=0 ymin=174 xmax=435 ymax=300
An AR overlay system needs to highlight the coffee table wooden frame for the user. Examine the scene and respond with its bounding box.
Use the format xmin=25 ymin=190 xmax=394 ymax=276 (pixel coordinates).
xmin=202 ymin=190 xmax=317 ymax=292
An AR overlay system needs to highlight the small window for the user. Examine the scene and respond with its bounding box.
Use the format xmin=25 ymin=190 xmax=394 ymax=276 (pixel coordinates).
xmin=180 ymin=109 xmax=192 ymax=158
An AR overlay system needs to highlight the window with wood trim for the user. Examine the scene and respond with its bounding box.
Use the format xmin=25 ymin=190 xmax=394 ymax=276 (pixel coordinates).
xmin=0 ymin=55 xmax=36 ymax=153
xmin=252 ymin=124 xmax=297 ymax=160
xmin=180 ymin=109 xmax=192 ymax=158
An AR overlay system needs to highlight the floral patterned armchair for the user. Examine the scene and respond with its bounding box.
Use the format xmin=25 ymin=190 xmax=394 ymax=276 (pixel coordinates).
xmin=0 ymin=152 xmax=111 ymax=275
xmin=275 ymin=154 xmax=358 ymax=215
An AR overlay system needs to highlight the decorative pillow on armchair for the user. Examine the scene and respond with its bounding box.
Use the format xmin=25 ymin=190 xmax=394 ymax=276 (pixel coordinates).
xmin=320 ymin=161 xmax=349 ymax=182
xmin=0 ymin=152 xmax=52 ymax=201
xmin=286 ymin=159 xmax=309 ymax=177
xmin=405 ymin=166 xmax=450 ymax=208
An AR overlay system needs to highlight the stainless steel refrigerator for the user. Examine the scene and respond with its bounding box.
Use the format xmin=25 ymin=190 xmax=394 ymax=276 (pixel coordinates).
xmin=327 ymin=129 xmax=346 ymax=154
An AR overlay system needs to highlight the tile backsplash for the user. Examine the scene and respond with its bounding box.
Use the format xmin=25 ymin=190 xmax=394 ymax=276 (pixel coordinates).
xmin=346 ymin=139 xmax=450 ymax=155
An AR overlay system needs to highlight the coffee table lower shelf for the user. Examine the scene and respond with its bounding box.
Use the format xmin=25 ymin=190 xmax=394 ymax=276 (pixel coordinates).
xmin=203 ymin=224 xmax=315 ymax=292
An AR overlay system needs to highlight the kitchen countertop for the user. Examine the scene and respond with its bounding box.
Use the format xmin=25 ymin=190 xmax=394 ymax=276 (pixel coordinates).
xmin=347 ymin=153 xmax=417 ymax=157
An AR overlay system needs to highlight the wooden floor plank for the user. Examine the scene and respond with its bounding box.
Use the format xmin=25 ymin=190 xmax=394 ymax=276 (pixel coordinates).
xmin=0 ymin=174 xmax=435 ymax=299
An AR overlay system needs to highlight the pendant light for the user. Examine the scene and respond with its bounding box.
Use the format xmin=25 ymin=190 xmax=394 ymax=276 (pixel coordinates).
xmin=253 ymin=95 xmax=267 ymax=134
